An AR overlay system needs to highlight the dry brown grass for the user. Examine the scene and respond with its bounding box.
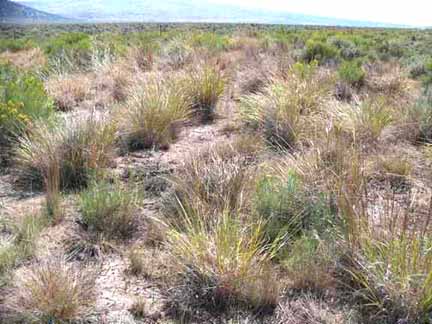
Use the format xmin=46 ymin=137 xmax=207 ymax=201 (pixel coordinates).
xmin=0 ymin=48 xmax=46 ymax=70
xmin=94 ymin=59 xmax=134 ymax=103
xmin=4 ymin=258 xmax=95 ymax=322
xmin=45 ymin=73 xmax=92 ymax=111
xmin=117 ymin=73 xmax=191 ymax=150
xmin=274 ymin=297 xmax=358 ymax=324
xmin=15 ymin=113 xmax=116 ymax=190
xmin=166 ymin=143 xmax=254 ymax=219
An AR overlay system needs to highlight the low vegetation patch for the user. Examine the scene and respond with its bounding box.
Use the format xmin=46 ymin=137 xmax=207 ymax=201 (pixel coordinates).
xmin=4 ymin=258 xmax=95 ymax=323
xmin=79 ymin=180 xmax=138 ymax=239
xmin=15 ymin=114 xmax=116 ymax=190
xmin=118 ymin=75 xmax=190 ymax=151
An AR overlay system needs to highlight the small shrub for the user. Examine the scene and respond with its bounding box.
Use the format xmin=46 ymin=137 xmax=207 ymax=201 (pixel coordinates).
xmin=44 ymin=32 xmax=92 ymax=69
xmin=338 ymin=60 xmax=365 ymax=87
xmin=183 ymin=65 xmax=225 ymax=123
xmin=119 ymin=75 xmax=190 ymax=150
xmin=329 ymin=37 xmax=361 ymax=60
xmin=303 ymin=40 xmax=339 ymax=64
xmin=254 ymin=173 xmax=305 ymax=241
xmin=411 ymin=96 xmax=432 ymax=143
xmin=15 ymin=114 xmax=116 ymax=190
xmin=5 ymin=259 xmax=95 ymax=322
xmin=423 ymin=57 xmax=432 ymax=91
xmin=79 ymin=180 xmax=138 ymax=239
xmin=406 ymin=56 xmax=427 ymax=79
xmin=0 ymin=64 xmax=54 ymax=163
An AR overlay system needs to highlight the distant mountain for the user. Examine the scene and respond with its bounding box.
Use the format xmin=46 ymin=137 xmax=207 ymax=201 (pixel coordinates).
xmin=0 ymin=0 xmax=71 ymax=23
xmin=12 ymin=0 xmax=406 ymax=27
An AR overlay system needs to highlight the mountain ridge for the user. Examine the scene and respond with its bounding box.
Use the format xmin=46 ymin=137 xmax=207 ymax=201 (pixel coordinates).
xmin=0 ymin=0 xmax=71 ymax=23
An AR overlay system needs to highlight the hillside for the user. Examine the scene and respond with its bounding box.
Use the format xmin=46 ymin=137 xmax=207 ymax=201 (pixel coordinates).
xmin=17 ymin=0 xmax=404 ymax=27
xmin=0 ymin=0 xmax=70 ymax=23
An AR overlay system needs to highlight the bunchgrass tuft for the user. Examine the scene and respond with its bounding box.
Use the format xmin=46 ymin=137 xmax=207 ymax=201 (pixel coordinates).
xmin=15 ymin=114 xmax=116 ymax=190
xmin=5 ymin=258 xmax=95 ymax=323
xmin=118 ymin=75 xmax=190 ymax=150
xmin=79 ymin=180 xmax=138 ymax=239
xmin=183 ymin=64 xmax=225 ymax=123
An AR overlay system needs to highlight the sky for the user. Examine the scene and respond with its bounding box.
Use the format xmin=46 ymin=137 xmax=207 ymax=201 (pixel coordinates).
xmin=209 ymin=0 xmax=431 ymax=26
xmin=15 ymin=0 xmax=432 ymax=26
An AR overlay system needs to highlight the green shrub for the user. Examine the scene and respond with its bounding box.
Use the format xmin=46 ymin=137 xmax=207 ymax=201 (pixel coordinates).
xmin=189 ymin=32 xmax=232 ymax=52
xmin=422 ymin=57 xmax=432 ymax=90
xmin=254 ymin=173 xmax=305 ymax=241
xmin=411 ymin=96 xmax=432 ymax=143
xmin=406 ymin=56 xmax=428 ymax=79
xmin=44 ymin=32 xmax=92 ymax=69
xmin=329 ymin=37 xmax=361 ymax=60
xmin=338 ymin=60 xmax=365 ymax=87
xmin=0 ymin=64 xmax=53 ymax=122
xmin=0 ymin=38 xmax=34 ymax=53
xmin=303 ymin=40 xmax=339 ymax=63
xmin=79 ymin=180 xmax=138 ymax=239
xmin=0 ymin=64 xmax=53 ymax=163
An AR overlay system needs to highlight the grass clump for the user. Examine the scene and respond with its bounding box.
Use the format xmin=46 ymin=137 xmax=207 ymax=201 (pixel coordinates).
xmin=15 ymin=114 xmax=116 ymax=190
xmin=127 ymin=247 xmax=147 ymax=276
xmin=119 ymin=75 xmax=190 ymax=151
xmin=0 ymin=213 xmax=48 ymax=287
xmin=240 ymin=64 xmax=328 ymax=149
xmin=167 ymin=144 xmax=252 ymax=218
xmin=183 ymin=65 xmax=225 ymax=123
xmin=166 ymin=211 xmax=280 ymax=313
xmin=343 ymin=213 xmax=432 ymax=322
xmin=5 ymin=258 xmax=95 ymax=323
xmin=79 ymin=180 xmax=138 ymax=239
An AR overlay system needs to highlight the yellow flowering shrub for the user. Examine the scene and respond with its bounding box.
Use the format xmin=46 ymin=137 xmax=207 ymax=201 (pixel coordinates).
xmin=0 ymin=101 xmax=30 ymax=128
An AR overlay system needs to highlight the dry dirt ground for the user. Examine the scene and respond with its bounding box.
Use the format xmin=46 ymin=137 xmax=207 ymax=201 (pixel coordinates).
xmin=0 ymin=93 xmax=239 ymax=323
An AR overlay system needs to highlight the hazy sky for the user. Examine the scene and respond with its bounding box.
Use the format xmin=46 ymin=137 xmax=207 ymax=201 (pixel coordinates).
xmin=16 ymin=0 xmax=431 ymax=26
xmin=209 ymin=0 xmax=431 ymax=26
